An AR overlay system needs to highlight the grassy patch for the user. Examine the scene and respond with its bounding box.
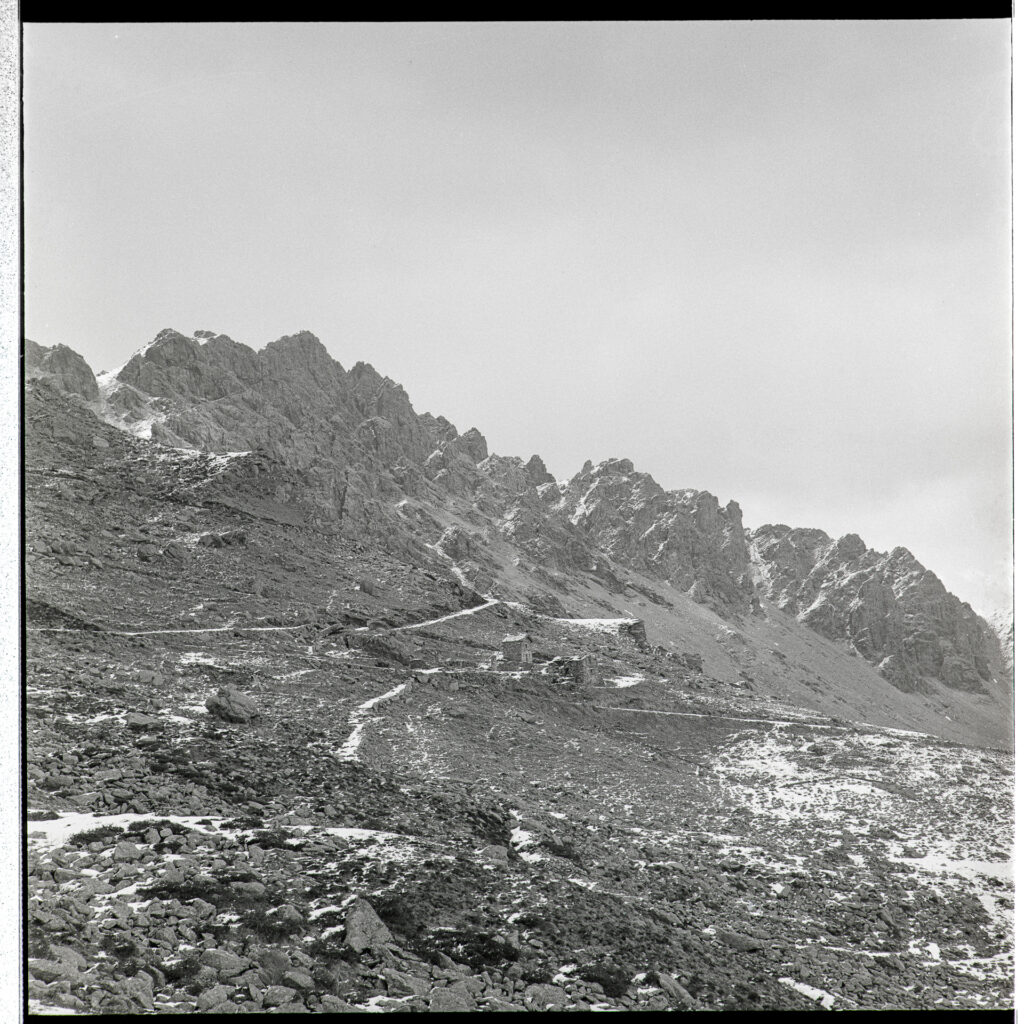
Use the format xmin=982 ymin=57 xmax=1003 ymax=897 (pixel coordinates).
xmin=427 ymin=928 xmax=520 ymax=971
xmin=138 ymin=875 xmax=273 ymax=914
xmin=305 ymin=935 xmax=361 ymax=966
xmin=236 ymin=906 xmax=307 ymax=942
xmin=371 ymin=894 xmax=422 ymax=941
xmin=247 ymin=827 xmax=300 ymax=850
xmin=122 ymin=819 xmax=195 ymax=841
xmin=221 ymin=814 xmax=265 ymax=830
xmin=579 ymin=963 xmax=631 ymax=999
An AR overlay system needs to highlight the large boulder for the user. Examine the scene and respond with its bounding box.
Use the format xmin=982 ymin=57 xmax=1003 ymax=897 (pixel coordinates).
xmin=343 ymin=898 xmax=393 ymax=953
xmin=205 ymin=685 xmax=259 ymax=723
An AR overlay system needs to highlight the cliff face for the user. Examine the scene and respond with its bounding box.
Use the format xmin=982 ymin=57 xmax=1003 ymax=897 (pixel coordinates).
xmin=97 ymin=329 xmax=469 ymax=526
xmin=25 ymin=339 xmax=99 ymax=401
xmin=541 ymin=459 xmax=760 ymax=619
xmin=749 ymin=525 xmax=1004 ymax=695
xmin=90 ymin=328 xmax=757 ymax=617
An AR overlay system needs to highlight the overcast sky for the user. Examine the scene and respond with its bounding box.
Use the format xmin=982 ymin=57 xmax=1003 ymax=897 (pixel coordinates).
xmin=23 ymin=21 xmax=1011 ymax=616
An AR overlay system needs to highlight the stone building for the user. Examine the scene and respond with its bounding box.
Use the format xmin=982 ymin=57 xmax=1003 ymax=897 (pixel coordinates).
xmin=565 ymin=654 xmax=597 ymax=686
xmin=501 ymin=633 xmax=533 ymax=668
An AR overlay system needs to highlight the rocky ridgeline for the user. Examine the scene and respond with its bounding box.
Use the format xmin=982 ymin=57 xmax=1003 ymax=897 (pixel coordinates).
xmin=749 ymin=525 xmax=1003 ymax=695
xmin=547 ymin=458 xmax=760 ymax=619
xmin=25 ymin=330 xmax=1009 ymax=697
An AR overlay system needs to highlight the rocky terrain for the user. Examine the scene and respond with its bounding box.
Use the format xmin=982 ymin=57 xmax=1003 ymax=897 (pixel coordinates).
xmin=24 ymin=331 xmax=1013 ymax=1013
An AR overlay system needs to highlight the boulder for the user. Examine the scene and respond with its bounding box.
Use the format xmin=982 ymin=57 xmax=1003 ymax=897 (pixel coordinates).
xmin=282 ymin=969 xmax=314 ymax=991
xmin=653 ymin=972 xmax=695 ymax=1005
xmin=125 ymin=712 xmax=163 ymax=732
xmin=206 ymin=686 xmax=260 ymax=723
xmin=262 ymin=985 xmax=296 ymax=1007
xmin=718 ymin=929 xmax=764 ymax=952
xmin=479 ymin=845 xmax=510 ymax=868
xmin=196 ymin=984 xmax=232 ymax=1011
xmin=429 ymin=985 xmax=476 ymax=1012
xmin=200 ymin=949 xmax=249 ymax=977
xmin=523 ymin=983 xmax=567 ymax=1010
xmin=383 ymin=968 xmax=431 ymax=998
xmin=256 ymin=949 xmax=291 ymax=985
xmin=343 ymin=897 xmax=393 ymax=953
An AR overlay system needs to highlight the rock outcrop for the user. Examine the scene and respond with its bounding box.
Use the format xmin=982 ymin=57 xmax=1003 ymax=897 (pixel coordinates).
xmin=750 ymin=525 xmax=1004 ymax=695
xmin=541 ymin=459 xmax=761 ymax=619
xmin=25 ymin=339 xmax=99 ymax=401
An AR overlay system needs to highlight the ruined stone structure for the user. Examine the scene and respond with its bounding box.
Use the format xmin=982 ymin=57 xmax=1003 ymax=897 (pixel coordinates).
xmin=565 ymin=654 xmax=597 ymax=687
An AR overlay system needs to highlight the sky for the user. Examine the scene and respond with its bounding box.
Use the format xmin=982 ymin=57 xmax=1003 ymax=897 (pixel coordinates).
xmin=22 ymin=21 xmax=1012 ymax=617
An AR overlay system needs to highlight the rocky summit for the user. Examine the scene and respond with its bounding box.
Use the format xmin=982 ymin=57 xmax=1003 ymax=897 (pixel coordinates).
xmin=25 ymin=329 xmax=1012 ymax=1014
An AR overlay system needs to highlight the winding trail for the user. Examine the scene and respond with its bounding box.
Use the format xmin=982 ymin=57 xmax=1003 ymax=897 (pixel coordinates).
xmin=599 ymin=705 xmax=834 ymax=729
xmin=337 ymin=682 xmax=410 ymax=762
xmin=28 ymin=623 xmax=308 ymax=637
xmin=391 ymin=597 xmax=501 ymax=633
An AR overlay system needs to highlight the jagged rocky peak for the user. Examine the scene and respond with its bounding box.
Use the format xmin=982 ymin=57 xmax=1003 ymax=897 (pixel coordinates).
xmin=552 ymin=457 xmax=760 ymax=618
xmin=459 ymin=427 xmax=488 ymax=464
xmin=750 ymin=524 xmax=1005 ymax=695
xmin=261 ymin=330 xmax=338 ymax=376
xmin=524 ymin=454 xmax=555 ymax=486
xmin=25 ymin=338 xmax=99 ymax=401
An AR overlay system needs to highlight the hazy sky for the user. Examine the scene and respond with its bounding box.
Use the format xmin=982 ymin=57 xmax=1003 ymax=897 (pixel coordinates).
xmin=23 ymin=21 xmax=1012 ymax=616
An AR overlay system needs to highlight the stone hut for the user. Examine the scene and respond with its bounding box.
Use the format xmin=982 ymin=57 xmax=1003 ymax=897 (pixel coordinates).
xmin=501 ymin=633 xmax=533 ymax=668
xmin=565 ymin=654 xmax=597 ymax=687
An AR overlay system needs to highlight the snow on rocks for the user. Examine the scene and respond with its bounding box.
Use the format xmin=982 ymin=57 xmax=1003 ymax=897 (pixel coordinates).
xmin=509 ymin=810 xmax=545 ymax=864
xmin=778 ymin=977 xmax=836 ymax=1010
xmin=610 ymin=674 xmax=644 ymax=688
xmin=27 ymin=812 xmax=226 ymax=853
xmin=551 ymin=617 xmax=635 ymax=633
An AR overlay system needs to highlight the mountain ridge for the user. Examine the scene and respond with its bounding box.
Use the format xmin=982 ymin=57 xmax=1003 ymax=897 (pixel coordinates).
xmin=24 ymin=329 xmax=1011 ymax=739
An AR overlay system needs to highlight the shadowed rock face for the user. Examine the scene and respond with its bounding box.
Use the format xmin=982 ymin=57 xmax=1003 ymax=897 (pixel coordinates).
xmin=750 ymin=525 xmax=1004 ymax=695
xmin=25 ymin=339 xmax=99 ymax=401
xmin=540 ymin=459 xmax=762 ymax=620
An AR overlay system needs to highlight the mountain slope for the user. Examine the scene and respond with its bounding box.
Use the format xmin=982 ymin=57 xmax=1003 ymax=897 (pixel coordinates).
xmin=24 ymin=330 xmax=1011 ymax=748
xmin=23 ymin=367 xmax=1013 ymax=1014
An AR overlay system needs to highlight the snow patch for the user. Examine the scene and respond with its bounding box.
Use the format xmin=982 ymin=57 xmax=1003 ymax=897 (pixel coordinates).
xmin=778 ymin=977 xmax=836 ymax=1010
xmin=611 ymin=674 xmax=644 ymax=688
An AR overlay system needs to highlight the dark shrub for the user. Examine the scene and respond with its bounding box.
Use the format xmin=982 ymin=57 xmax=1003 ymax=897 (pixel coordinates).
xmin=580 ymin=963 xmax=631 ymax=999
xmin=67 ymin=824 xmax=126 ymax=847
